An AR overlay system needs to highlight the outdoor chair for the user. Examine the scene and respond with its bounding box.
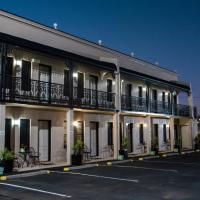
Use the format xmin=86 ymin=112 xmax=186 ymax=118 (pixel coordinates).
xmin=28 ymin=147 xmax=40 ymax=167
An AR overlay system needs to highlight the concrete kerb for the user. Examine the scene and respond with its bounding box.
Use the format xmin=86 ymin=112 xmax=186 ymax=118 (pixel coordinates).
xmin=0 ymin=164 xmax=98 ymax=180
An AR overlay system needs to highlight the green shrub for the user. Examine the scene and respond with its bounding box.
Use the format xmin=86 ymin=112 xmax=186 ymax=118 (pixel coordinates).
xmin=0 ymin=149 xmax=15 ymax=161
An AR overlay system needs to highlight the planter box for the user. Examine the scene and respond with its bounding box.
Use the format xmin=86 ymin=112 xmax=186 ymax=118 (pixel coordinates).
xmin=71 ymin=154 xmax=83 ymax=166
xmin=0 ymin=160 xmax=14 ymax=173
xmin=119 ymin=149 xmax=128 ymax=160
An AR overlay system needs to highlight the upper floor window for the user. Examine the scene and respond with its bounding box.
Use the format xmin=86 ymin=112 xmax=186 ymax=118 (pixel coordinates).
xmin=107 ymin=79 xmax=112 ymax=102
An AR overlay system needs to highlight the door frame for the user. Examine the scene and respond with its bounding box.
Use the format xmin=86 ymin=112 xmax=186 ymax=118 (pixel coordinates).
xmin=127 ymin=123 xmax=133 ymax=153
xmin=38 ymin=120 xmax=51 ymax=161
xmin=89 ymin=121 xmax=99 ymax=157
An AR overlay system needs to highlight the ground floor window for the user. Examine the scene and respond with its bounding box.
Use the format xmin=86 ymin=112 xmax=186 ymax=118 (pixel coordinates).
xmin=107 ymin=122 xmax=113 ymax=146
xmin=163 ymin=124 xmax=167 ymax=143
xmin=139 ymin=124 xmax=144 ymax=144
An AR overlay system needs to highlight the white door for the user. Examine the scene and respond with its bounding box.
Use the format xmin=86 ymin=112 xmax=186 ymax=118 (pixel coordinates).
xmin=38 ymin=121 xmax=50 ymax=161
xmin=181 ymin=126 xmax=192 ymax=149
xmin=90 ymin=122 xmax=98 ymax=157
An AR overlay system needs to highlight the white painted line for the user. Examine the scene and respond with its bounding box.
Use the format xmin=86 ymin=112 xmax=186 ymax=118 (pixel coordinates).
xmin=109 ymin=165 xmax=178 ymax=173
xmin=142 ymin=160 xmax=200 ymax=166
xmin=51 ymin=171 xmax=138 ymax=183
xmin=0 ymin=182 xmax=71 ymax=198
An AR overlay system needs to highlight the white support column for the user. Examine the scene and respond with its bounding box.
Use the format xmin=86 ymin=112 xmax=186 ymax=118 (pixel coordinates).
xmin=146 ymin=115 xmax=151 ymax=153
xmin=169 ymin=117 xmax=175 ymax=151
xmin=66 ymin=109 xmax=74 ymax=166
xmin=112 ymin=69 xmax=121 ymax=159
xmin=113 ymin=112 xmax=120 ymax=159
xmin=0 ymin=104 xmax=5 ymax=151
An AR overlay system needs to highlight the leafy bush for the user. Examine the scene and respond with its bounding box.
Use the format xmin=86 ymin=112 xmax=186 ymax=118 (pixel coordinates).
xmin=0 ymin=149 xmax=15 ymax=161
xmin=122 ymin=137 xmax=128 ymax=150
xmin=73 ymin=139 xmax=84 ymax=155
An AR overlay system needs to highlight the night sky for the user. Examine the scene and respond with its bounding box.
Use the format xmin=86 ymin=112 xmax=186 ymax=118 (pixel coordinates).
xmin=0 ymin=0 xmax=200 ymax=108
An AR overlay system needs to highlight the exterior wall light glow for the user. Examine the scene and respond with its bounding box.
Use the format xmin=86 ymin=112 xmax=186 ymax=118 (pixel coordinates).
xmin=143 ymin=87 xmax=147 ymax=92
xmin=143 ymin=123 xmax=147 ymax=128
xmin=15 ymin=60 xmax=22 ymax=67
xmin=73 ymin=73 xmax=78 ymax=78
xmin=13 ymin=119 xmax=20 ymax=126
xmin=166 ymin=124 xmax=170 ymax=128
xmin=73 ymin=121 xmax=78 ymax=127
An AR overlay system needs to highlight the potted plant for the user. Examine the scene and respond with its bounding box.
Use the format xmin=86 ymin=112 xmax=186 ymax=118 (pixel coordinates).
xmin=71 ymin=139 xmax=84 ymax=165
xmin=119 ymin=137 xmax=129 ymax=159
xmin=194 ymin=134 xmax=200 ymax=150
xmin=0 ymin=149 xmax=15 ymax=173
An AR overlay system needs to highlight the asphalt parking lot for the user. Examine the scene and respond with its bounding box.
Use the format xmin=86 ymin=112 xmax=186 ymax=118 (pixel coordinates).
xmin=0 ymin=152 xmax=200 ymax=200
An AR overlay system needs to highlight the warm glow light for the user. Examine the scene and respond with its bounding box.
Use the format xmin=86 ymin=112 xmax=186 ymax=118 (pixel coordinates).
xmin=121 ymin=80 xmax=124 ymax=82
xmin=73 ymin=121 xmax=78 ymax=127
xmin=113 ymin=81 xmax=115 ymax=85
xmin=143 ymin=87 xmax=147 ymax=92
xmin=166 ymin=124 xmax=170 ymax=128
xmin=143 ymin=123 xmax=147 ymax=128
xmin=15 ymin=60 xmax=22 ymax=67
xmin=13 ymin=119 xmax=20 ymax=126
xmin=73 ymin=73 xmax=78 ymax=78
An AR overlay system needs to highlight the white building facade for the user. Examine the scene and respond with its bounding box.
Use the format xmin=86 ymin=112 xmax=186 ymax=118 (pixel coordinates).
xmin=0 ymin=10 xmax=197 ymax=165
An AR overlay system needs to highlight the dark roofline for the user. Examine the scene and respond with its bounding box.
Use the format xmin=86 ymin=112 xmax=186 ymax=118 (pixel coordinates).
xmin=0 ymin=32 xmax=116 ymax=72
xmin=0 ymin=9 xmax=177 ymax=75
xmin=120 ymin=67 xmax=190 ymax=92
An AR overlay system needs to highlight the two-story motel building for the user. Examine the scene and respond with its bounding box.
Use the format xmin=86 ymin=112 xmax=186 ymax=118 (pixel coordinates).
xmin=0 ymin=10 xmax=197 ymax=165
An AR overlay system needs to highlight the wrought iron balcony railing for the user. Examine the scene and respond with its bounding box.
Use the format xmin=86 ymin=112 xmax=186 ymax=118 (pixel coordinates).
xmin=2 ymin=76 xmax=69 ymax=106
xmin=121 ymin=95 xmax=147 ymax=112
xmin=174 ymin=104 xmax=191 ymax=117
xmin=150 ymin=99 xmax=172 ymax=115
xmin=73 ymin=87 xmax=115 ymax=110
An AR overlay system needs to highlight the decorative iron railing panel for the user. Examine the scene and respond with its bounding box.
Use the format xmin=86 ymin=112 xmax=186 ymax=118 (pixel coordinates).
xmin=150 ymin=99 xmax=172 ymax=115
xmin=73 ymin=87 xmax=115 ymax=110
xmin=121 ymin=95 xmax=147 ymax=112
xmin=2 ymin=76 xmax=69 ymax=106
xmin=174 ymin=104 xmax=191 ymax=117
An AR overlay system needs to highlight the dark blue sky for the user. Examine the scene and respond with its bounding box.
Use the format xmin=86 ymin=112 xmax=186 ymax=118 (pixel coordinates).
xmin=0 ymin=0 xmax=200 ymax=106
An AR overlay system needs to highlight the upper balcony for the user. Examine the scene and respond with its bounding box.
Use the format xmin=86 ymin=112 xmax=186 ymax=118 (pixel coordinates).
xmin=1 ymin=76 xmax=115 ymax=111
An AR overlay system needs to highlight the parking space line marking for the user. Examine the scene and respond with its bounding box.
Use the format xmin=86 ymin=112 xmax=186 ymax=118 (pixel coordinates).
xmin=142 ymin=160 xmax=200 ymax=166
xmin=109 ymin=165 xmax=178 ymax=173
xmin=51 ymin=171 xmax=139 ymax=183
xmin=0 ymin=182 xmax=72 ymax=198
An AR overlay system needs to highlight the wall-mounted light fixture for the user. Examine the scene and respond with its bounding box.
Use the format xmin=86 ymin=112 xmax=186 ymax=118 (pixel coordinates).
xmin=12 ymin=119 xmax=20 ymax=126
xmin=166 ymin=124 xmax=170 ymax=128
xmin=14 ymin=60 xmax=22 ymax=67
xmin=73 ymin=73 xmax=78 ymax=78
xmin=143 ymin=87 xmax=147 ymax=92
xmin=73 ymin=121 xmax=78 ymax=127
xmin=143 ymin=123 xmax=147 ymax=128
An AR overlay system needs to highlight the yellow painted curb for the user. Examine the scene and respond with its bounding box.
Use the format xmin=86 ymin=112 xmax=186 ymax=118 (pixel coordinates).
xmin=63 ymin=167 xmax=70 ymax=172
xmin=196 ymin=150 xmax=200 ymax=152
xmin=162 ymin=154 xmax=167 ymax=157
xmin=47 ymin=170 xmax=51 ymax=174
xmin=181 ymin=152 xmax=185 ymax=155
xmin=96 ymin=164 xmax=99 ymax=167
xmin=138 ymin=157 xmax=144 ymax=161
xmin=0 ymin=176 xmax=7 ymax=181
xmin=107 ymin=162 xmax=112 ymax=166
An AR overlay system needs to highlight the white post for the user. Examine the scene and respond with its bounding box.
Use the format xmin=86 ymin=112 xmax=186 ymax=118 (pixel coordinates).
xmin=0 ymin=104 xmax=5 ymax=151
xmin=113 ymin=113 xmax=120 ymax=159
xmin=146 ymin=115 xmax=151 ymax=153
xmin=169 ymin=117 xmax=175 ymax=151
xmin=113 ymin=70 xmax=121 ymax=159
xmin=66 ymin=109 xmax=74 ymax=165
